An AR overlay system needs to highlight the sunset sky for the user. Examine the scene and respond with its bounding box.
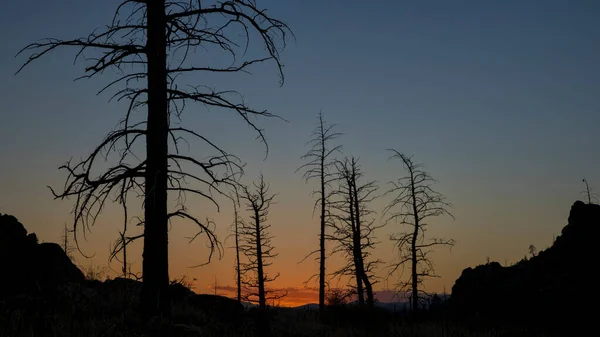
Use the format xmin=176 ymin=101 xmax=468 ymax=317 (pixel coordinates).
xmin=1 ymin=1 xmax=600 ymax=307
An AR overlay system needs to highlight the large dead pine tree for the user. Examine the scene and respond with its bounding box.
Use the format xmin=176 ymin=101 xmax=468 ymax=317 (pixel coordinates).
xmin=296 ymin=111 xmax=342 ymax=314
xmin=17 ymin=0 xmax=292 ymax=319
xmin=329 ymin=157 xmax=382 ymax=308
xmin=382 ymin=150 xmax=454 ymax=313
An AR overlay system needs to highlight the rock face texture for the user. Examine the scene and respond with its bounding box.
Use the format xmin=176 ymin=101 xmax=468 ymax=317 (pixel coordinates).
xmin=449 ymin=200 xmax=598 ymax=329
xmin=0 ymin=214 xmax=84 ymax=298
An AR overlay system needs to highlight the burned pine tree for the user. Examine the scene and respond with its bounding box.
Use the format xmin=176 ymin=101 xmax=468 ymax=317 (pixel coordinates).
xmin=239 ymin=175 xmax=286 ymax=335
xmin=17 ymin=0 xmax=292 ymax=319
xmin=296 ymin=111 xmax=342 ymax=314
xmin=382 ymin=150 xmax=454 ymax=313
xmin=226 ymin=193 xmax=243 ymax=303
xmin=329 ymin=157 xmax=382 ymax=308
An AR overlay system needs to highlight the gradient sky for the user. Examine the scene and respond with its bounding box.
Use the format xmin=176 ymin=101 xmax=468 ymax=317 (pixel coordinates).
xmin=1 ymin=1 xmax=600 ymax=307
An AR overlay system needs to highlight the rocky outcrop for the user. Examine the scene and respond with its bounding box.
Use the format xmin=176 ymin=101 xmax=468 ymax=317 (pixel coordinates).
xmin=0 ymin=214 xmax=245 ymax=323
xmin=0 ymin=214 xmax=84 ymax=298
xmin=449 ymin=201 xmax=599 ymax=329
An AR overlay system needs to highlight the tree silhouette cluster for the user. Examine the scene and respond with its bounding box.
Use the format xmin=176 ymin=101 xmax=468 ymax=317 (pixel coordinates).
xmin=17 ymin=0 xmax=292 ymax=319
xmin=16 ymin=0 xmax=457 ymax=325
xmin=328 ymin=157 xmax=382 ymax=308
xmin=296 ymin=114 xmax=455 ymax=313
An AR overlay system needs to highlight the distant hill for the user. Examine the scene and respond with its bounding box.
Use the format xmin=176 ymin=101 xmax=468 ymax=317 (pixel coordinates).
xmin=287 ymin=295 xmax=452 ymax=312
xmin=291 ymin=303 xmax=319 ymax=310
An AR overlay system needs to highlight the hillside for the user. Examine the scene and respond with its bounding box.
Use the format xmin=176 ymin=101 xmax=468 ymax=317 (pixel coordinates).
xmin=449 ymin=200 xmax=598 ymax=331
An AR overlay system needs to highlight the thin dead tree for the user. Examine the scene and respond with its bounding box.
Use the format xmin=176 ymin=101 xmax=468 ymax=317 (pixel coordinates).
xmin=234 ymin=200 xmax=242 ymax=303
xmin=581 ymin=178 xmax=598 ymax=204
xmin=109 ymin=217 xmax=144 ymax=279
xmin=109 ymin=231 xmax=130 ymax=279
xmin=60 ymin=223 xmax=75 ymax=260
xmin=329 ymin=157 xmax=382 ymax=308
xmin=17 ymin=0 xmax=292 ymax=319
xmin=296 ymin=111 xmax=342 ymax=314
xmin=382 ymin=150 xmax=455 ymax=313
xmin=239 ymin=175 xmax=286 ymax=336
xmin=225 ymin=193 xmax=243 ymax=302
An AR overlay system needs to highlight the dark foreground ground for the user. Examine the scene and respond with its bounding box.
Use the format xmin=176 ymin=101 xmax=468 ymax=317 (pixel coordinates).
xmin=0 ymin=295 xmax=586 ymax=337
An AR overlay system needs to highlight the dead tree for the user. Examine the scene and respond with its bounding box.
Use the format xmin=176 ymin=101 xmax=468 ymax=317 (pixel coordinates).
xmin=582 ymin=178 xmax=598 ymax=204
xmin=239 ymin=175 xmax=286 ymax=335
xmin=109 ymin=216 xmax=143 ymax=279
xmin=329 ymin=157 xmax=382 ymax=308
xmin=528 ymin=244 xmax=537 ymax=258
xmin=60 ymin=223 xmax=75 ymax=260
xmin=296 ymin=111 xmax=342 ymax=314
xmin=225 ymin=193 xmax=243 ymax=302
xmin=109 ymin=231 xmax=130 ymax=279
xmin=382 ymin=150 xmax=454 ymax=313
xmin=17 ymin=1 xmax=292 ymax=319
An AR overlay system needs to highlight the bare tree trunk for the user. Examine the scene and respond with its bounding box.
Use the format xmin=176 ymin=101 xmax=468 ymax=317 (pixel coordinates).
xmin=410 ymin=172 xmax=419 ymax=313
xmin=351 ymin=163 xmax=373 ymax=308
xmin=141 ymin=0 xmax=170 ymax=319
xmin=319 ymin=121 xmax=326 ymax=314
xmin=63 ymin=225 xmax=68 ymax=255
xmin=354 ymin=257 xmax=364 ymax=306
xmin=254 ymin=207 xmax=271 ymax=336
xmin=255 ymin=208 xmax=266 ymax=311
xmin=347 ymin=178 xmax=364 ymax=306
xmin=122 ymin=231 xmax=127 ymax=278
xmin=234 ymin=203 xmax=242 ymax=303
xmin=361 ymin=273 xmax=374 ymax=308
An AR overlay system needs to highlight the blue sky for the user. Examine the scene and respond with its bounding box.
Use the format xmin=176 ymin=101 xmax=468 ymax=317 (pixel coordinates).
xmin=1 ymin=0 xmax=599 ymax=302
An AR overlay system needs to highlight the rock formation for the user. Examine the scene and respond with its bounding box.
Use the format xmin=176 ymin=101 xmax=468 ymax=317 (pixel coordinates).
xmin=449 ymin=200 xmax=598 ymax=330
xmin=0 ymin=214 xmax=84 ymax=298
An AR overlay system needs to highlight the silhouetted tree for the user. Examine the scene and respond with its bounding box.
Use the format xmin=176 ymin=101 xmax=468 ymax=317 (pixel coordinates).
xmin=226 ymin=194 xmax=243 ymax=302
xmin=17 ymin=0 xmax=292 ymax=319
xmin=60 ymin=223 xmax=75 ymax=261
xmin=109 ymin=215 xmax=142 ymax=279
xmin=325 ymin=287 xmax=352 ymax=307
xmin=582 ymin=178 xmax=597 ymax=204
xmin=528 ymin=244 xmax=537 ymax=258
xmin=329 ymin=157 xmax=382 ymax=308
xmin=239 ymin=175 xmax=286 ymax=336
xmin=383 ymin=150 xmax=454 ymax=313
xmin=296 ymin=111 xmax=342 ymax=315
